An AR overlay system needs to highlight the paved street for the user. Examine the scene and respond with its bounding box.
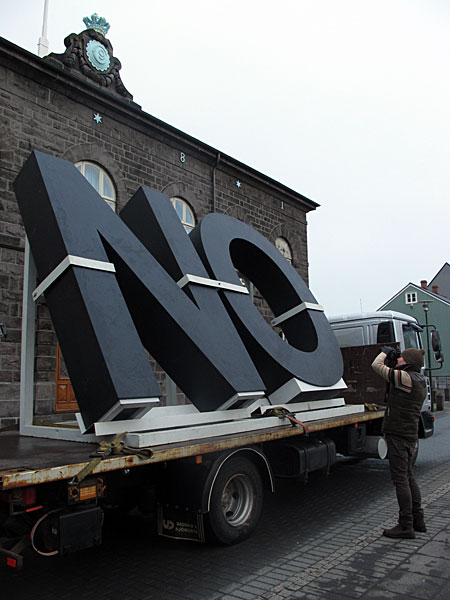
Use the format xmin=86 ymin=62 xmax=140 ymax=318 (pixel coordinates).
xmin=2 ymin=409 xmax=450 ymax=600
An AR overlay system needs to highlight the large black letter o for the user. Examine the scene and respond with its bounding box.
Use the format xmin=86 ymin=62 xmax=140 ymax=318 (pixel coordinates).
xmin=190 ymin=214 xmax=343 ymax=395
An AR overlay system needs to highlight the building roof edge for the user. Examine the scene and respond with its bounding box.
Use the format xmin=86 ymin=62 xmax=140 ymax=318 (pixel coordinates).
xmin=0 ymin=35 xmax=319 ymax=212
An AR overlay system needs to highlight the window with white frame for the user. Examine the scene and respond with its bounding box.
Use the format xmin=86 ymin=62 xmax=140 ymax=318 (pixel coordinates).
xmin=170 ymin=197 xmax=195 ymax=233
xmin=75 ymin=161 xmax=116 ymax=211
xmin=405 ymin=291 xmax=417 ymax=304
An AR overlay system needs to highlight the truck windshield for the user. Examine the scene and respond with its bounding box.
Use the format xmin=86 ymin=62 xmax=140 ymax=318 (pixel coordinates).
xmin=402 ymin=324 xmax=420 ymax=349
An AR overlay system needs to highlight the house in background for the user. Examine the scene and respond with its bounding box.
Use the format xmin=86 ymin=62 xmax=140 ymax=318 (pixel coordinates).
xmin=379 ymin=264 xmax=450 ymax=398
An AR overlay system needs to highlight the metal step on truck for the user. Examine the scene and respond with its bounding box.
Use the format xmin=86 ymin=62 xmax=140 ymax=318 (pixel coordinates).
xmin=0 ymin=151 xmax=428 ymax=570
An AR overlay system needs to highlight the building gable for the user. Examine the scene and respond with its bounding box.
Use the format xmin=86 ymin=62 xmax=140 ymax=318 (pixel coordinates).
xmin=429 ymin=263 xmax=450 ymax=299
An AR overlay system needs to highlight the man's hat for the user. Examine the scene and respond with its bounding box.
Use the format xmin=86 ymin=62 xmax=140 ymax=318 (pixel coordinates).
xmin=401 ymin=348 xmax=425 ymax=367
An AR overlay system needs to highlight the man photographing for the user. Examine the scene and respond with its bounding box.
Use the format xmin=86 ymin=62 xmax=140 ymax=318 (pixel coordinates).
xmin=372 ymin=347 xmax=427 ymax=539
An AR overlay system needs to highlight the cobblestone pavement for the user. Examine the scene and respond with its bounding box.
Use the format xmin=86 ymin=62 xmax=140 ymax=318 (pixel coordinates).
xmin=2 ymin=410 xmax=450 ymax=600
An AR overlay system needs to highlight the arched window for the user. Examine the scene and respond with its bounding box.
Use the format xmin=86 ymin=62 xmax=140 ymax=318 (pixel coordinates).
xmin=75 ymin=161 xmax=116 ymax=211
xmin=275 ymin=237 xmax=292 ymax=263
xmin=170 ymin=197 xmax=195 ymax=233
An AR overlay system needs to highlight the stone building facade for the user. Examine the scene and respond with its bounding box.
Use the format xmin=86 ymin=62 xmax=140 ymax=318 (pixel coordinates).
xmin=0 ymin=24 xmax=317 ymax=429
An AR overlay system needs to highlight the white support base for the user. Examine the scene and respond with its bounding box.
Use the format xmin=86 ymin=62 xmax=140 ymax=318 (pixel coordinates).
xmin=215 ymin=390 xmax=266 ymax=411
xmin=96 ymin=397 xmax=160 ymax=424
xmin=19 ymin=423 xmax=99 ymax=443
xmin=268 ymin=377 xmax=347 ymax=404
xmin=94 ymin=397 xmax=351 ymax=437
xmin=94 ymin=397 xmax=272 ymax=436
xmin=123 ymin=399 xmax=366 ymax=448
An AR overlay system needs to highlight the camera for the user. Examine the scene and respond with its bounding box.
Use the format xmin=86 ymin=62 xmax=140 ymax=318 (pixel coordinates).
xmin=382 ymin=346 xmax=401 ymax=368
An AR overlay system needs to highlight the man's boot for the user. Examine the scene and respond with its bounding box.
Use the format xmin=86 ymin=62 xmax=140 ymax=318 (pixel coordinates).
xmin=413 ymin=516 xmax=427 ymax=532
xmin=383 ymin=524 xmax=415 ymax=539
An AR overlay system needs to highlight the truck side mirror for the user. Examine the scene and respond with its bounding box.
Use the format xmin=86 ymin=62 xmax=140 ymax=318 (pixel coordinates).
xmin=431 ymin=330 xmax=442 ymax=353
xmin=434 ymin=350 xmax=444 ymax=364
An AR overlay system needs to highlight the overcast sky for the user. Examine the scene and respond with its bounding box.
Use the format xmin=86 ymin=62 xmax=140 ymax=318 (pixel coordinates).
xmin=2 ymin=0 xmax=449 ymax=317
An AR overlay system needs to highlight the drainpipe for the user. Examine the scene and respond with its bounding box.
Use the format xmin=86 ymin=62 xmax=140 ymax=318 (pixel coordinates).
xmin=212 ymin=152 xmax=221 ymax=213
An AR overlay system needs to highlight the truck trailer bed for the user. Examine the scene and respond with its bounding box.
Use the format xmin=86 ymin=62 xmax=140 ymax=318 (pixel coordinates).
xmin=0 ymin=408 xmax=384 ymax=490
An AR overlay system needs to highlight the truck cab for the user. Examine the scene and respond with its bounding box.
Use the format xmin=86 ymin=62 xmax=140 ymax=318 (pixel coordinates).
xmin=328 ymin=310 xmax=423 ymax=353
xmin=328 ymin=311 xmax=434 ymax=436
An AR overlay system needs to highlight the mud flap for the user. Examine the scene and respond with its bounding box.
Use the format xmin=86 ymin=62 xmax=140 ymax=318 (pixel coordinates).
xmin=157 ymin=504 xmax=205 ymax=542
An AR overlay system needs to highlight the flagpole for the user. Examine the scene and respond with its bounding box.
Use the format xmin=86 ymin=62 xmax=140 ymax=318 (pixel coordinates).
xmin=38 ymin=0 xmax=49 ymax=57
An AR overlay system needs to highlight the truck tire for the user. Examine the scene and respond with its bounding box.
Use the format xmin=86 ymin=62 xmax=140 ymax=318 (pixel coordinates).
xmin=205 ymin=456 xmax=263 ymax=545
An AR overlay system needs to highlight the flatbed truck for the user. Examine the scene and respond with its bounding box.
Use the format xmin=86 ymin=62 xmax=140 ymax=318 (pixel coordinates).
xmin=0 ymin=398 xmax=387 ymax=570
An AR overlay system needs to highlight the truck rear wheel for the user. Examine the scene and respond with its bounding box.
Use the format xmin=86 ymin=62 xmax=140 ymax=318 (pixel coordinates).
xmin=205 ymin=456 xmax=263 ymax=545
